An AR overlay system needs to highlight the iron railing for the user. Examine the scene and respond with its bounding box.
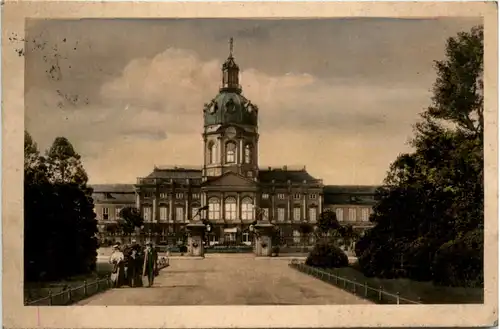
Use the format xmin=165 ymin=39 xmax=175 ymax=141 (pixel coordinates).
xmin=289 ymin=259 xmax=422 ymax=305
xmin=26 ymin=257 xmax=170 ymax=306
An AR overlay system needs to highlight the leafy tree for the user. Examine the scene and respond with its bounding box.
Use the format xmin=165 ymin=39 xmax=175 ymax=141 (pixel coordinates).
xmin=355 ymin=26 xmax=484 ymax=287
xmin=118 ymin=206 xmax=143 ymax=234
xmin=316 ymin=210 xmax=357 ymax=250
xmin=24 ymin=133 xmax=98 ymax=282
xmin=298 ymin=223 xmax=314 ymax=251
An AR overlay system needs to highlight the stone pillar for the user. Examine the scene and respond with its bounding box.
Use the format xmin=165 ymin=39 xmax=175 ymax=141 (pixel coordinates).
xmin=254 ymin=222 xmax=274 ymax=257
xmin=186 ymin=222 xmax=205 ymax=258
xmin=303 ymin=192 xmax=307 ymax=221
xmin=169 ymin=195 xmax=174 ymax=223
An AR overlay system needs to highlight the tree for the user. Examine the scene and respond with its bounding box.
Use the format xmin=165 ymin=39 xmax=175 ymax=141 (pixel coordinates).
xmin=24 ymin=133 xmax=98 ymax=282
xmin=355 ymin=26 xmax=484 ymax=287
xmin=118 ymin=206 xmax=143 ymax=234
xmin=316 ymin=210 xmax=355 ymax=250
xmin=298 ymin=223 xmax=314 ymax=251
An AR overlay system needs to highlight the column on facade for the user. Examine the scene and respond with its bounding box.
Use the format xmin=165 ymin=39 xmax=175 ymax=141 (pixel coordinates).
xmin=153 ymin=197 xmax=157 ymax=223
xmin=239 ymin=139 xmax=244 ymax=164
xmin=185 ymin=196 xmax=189 ymax=222
xmin=236 ymin=192 xmax=241 ymax=221
xmin=271 ymin=193 xmax=275 ymax=221
xmin=287 ymin=193 xmax=292 ymax=223
xmin=169 ymin=194 xmax=174 ymax=224
xmin=220 ymin=192 xmax=225 ymax=222
xmin=303 ymin=191 xmax=307 ymax=221
xmin=253 ymin=195 xmax=257 ymax=221
xmin=217 ymin=137 xmax=223 ymax=164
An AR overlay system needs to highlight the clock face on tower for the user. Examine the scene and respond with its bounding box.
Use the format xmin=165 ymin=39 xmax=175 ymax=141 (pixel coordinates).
xmin=225 ymin=127 xmax=237 ymax=139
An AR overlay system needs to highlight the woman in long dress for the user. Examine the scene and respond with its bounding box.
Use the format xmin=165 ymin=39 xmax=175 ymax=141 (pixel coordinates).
xmin=109 ymin=244 xmax=125 ymax=288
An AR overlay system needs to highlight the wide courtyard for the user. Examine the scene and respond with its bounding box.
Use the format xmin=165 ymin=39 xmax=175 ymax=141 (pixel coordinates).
xmin=79 ymin=254 xmax=371 ymax=305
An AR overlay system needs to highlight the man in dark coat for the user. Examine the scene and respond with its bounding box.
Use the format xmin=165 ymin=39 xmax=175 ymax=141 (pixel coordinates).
xmin=142 ymin=241 xmax=158 ymax=287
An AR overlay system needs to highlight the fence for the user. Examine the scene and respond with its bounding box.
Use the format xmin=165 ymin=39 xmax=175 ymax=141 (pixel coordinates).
xmin=289 ymin=259 xmax=422 ymax=305
xmin=26 ymin=257 xmax=170 ymax=306
xmin=26 ymin=277 xmax=112 ymax=306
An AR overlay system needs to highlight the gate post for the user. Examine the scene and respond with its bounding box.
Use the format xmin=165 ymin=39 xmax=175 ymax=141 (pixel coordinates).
xmin=254 ymin=222 xmax=274 ymax=257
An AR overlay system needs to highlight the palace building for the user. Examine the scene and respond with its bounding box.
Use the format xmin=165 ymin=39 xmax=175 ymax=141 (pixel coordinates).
xmin=92 ymin=40 xmax=378 ymax=245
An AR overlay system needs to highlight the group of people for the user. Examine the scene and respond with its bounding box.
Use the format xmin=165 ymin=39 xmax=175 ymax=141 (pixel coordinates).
xmin=109 ymin=240 xmax=159 ymax=288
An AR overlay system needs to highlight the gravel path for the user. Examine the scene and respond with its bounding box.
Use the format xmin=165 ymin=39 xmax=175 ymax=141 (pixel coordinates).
xmin=78 ymin=255 xmax=372 ymax=305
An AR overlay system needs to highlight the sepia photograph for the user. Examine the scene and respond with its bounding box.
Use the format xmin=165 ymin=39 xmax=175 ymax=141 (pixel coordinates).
xmin=3 ymin=1 xmax=497 ymax=328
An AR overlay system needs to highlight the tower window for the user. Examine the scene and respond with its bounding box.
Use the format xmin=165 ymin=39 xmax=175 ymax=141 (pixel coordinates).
xmin=244 ymin=144 xmax=252 ymax=164
xmin=225 ymin=142 xmax=236 ymax=163
xmin=208 ymin=142 xmax=216 ymax=164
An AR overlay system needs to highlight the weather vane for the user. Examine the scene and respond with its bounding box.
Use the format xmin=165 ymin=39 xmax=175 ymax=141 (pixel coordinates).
xmin=229 ymin=37 xmax=234 ymax=57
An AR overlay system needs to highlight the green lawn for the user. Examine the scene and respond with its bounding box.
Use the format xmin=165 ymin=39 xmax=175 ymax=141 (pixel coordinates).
xmin=327 ymin=266 xmax=483 ymax=304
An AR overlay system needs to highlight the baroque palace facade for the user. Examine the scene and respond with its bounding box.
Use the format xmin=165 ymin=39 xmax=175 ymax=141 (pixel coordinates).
xmin=92 ymin=42 xmax=378 ymax=245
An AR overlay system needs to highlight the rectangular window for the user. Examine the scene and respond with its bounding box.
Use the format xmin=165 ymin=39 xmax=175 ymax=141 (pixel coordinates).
xmin=262 ymin=208 xmax=269 ymax=220
xmin=241 ymin=203 xmax=253 ymax=221
xmin=144 ymin=192 xmax=152 ymax=198
xmin=349 ymin=208 xmax=356 ymax=222
xmin=191 ymin=206 xmax=199 ymax=220
xmin=143 ymin=207 xmax=151 ymax=222
xmin=209 ymin=203 xmax=220 ymax=220
xmin=277 ymin=193 xmax=285 ymax=200
xmin=262 ymin=193 xmax=269 ymax=199
xmin=159 ymin=193 xmax=167 ymax=199
xmin=277 ymin=208 xmax=285 ymax=222
xmin=114 ymin=207 xmax=122 ymax=220
xmin=293 ymin=207 xmax=301 ymax=221
xmin=336 ymin=208 xmax=344 ymax=222
xmin=176 ymin=207 xmax=184 ymax=221
xmin=294 ymin=193 xmax=301 ymax=200
xmin=192 ymin=193 xmax=200 ymax=199
xmin=361 ymin=208 xmax=370 ymax=222
xmin=309 ymin=207 xmax=318 ymax=222
xmin=293 ymin=230 xmax=301 ymax=244
xmin=310 ymin=194 xmax=317 ymax=199
xmin=102 ymin=207 xmax=109 ymax=220
xmin=226 ymin=203 xmax=237 ymax=221
xmin=176 ymin=193 xmax=184 ymax=199
xmin=159 ymin=206 xmax=168 ymax=221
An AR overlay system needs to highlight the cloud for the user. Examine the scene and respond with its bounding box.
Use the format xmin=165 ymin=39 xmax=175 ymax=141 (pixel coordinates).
xmin=24 ymin=18 xmax=481 ymax=185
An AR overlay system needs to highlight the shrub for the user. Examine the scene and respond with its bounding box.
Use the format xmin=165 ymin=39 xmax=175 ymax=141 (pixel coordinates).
xmin=432 ymin=229 xmax=483 ymax=287
xmin=305 ymin=242 xmax=348 ymax=268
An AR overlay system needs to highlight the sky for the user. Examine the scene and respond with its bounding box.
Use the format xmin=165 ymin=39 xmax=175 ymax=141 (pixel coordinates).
xmin=24 ymin=17 xmax=482 ymax=185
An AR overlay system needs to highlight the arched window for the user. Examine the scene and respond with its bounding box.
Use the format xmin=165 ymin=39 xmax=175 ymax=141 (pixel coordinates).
xmin=225 ymin=142 xmax=236 ymax=163
xmin=225 ymin=197 xmax=237 ymax=220
xmin=208 ymin=198 xmax=220 ymax=220
xmin=208 ymin=142 xmax=216 ymax=164
xmin=241 ymin=198 xmax=253 ymax=221
xmin=244 ymin=144 xmax=252 ymax=164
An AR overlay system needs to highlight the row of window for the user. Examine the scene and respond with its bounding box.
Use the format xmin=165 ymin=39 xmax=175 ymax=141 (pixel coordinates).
xmin=262 ymin=193 xmax=317 ymax=200
xmin=142 ymin=192 xmax=317 ymax=200
xmin=143 ymin=192 xmax=201 ymax=199
xmin=208 ymin=142 xmax=253 ymax=165
xmin=335 ymin=207 xmax=371 ymax=222
xmin=101 ymin=206 xmax=370 ymax=223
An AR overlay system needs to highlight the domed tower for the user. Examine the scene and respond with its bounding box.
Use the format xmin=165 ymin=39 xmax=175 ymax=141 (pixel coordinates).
xmin=202 ymin=38 xmax=259 ymax=180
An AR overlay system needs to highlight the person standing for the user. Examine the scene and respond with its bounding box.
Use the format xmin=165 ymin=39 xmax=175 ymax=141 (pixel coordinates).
xmin=142 ymin=241 xmax=158 ymax=287
xmin=109 ymin=244 xmax=125 ymax=288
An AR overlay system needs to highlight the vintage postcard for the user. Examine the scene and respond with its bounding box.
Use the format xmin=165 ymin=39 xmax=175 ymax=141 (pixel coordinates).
xmin=2 ymin=1 xmax=498 ymax=328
